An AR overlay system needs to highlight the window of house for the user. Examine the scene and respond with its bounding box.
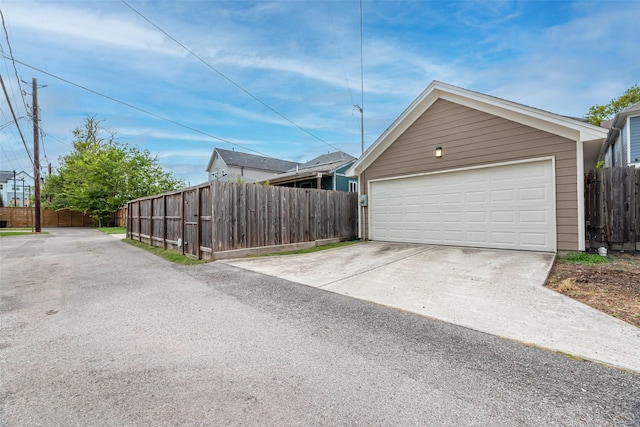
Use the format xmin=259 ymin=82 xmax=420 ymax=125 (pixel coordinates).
xmin=611 ymin=141 xmax=616 ymax=166
xmin=349 ymin=181 xmax=358 ymax=192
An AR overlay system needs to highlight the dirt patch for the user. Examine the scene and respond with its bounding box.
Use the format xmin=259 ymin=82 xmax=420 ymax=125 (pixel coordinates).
xmin=545 ymin=253 xmax=640 ymax=328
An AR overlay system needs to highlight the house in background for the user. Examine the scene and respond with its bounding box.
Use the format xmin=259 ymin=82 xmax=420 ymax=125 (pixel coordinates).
xmin=206 ymin=147 xmax=300 ymax=183
xmin=266 ymin=151 xmax=358 ymax=191
xmin=347 ymin=81 xmax=608 ymax=253
xmin=0 ymin=170 xmax=34 ymax=207
xmin=600 ymin=101 xmax=640 ymax=167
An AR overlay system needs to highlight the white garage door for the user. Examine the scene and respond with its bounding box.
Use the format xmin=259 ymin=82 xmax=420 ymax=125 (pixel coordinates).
xmin=369 ymin=160 xmax=556 ymax=252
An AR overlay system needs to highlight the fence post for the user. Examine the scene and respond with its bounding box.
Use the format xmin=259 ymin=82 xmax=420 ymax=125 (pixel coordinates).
xmin=137 ymin=201 xmax=141 ymax=242
xmin=214 ymin=182 xmax=216 ymax=261
xmin=196 ymin=187 xmax=201 ymax=260
xmin=163 ymin=194 xmax=167 ymax=250
xmin=149 ymin=198 xmax=154 ymax=247
xmin=180 ymin=191 xmax=185 ymax=255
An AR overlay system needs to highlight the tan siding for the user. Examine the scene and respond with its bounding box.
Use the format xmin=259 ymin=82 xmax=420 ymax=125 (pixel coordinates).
xmin=363 ymin=99 xmax=580 ymax=251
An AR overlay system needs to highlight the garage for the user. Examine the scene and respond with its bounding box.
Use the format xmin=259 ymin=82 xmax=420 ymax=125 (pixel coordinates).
xmin=369 ymin=159 xmax=556 ymax=252
xmin=347 ymin=81 xmax=609 ymax=253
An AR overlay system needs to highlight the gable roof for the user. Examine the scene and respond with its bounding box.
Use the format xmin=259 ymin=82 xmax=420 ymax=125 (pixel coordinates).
xmin=0 ymin=170 xmax=32 ymax=184
xmin=347 ymin=81 xmax=608 ymax=177
xmin=266 ymin=151 xmax=356 ymax=184
xmin=206 ymin=148 xmax=300 ymax=173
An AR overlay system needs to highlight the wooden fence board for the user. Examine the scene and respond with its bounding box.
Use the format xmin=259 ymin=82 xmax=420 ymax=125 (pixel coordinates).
xmin=585 ymin=166 xmax=640 ymax=250
xmin=0 ymin=207 xmax=93 ymax=228
xmin=126 ymin=181 xmax=358 ymax=259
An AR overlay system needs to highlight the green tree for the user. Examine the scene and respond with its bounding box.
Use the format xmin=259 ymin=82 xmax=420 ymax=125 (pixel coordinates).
xmin=586 ymin=84 xmax=640 ymax=126
xmin=43 ymin=116 xmax=184 ymax=226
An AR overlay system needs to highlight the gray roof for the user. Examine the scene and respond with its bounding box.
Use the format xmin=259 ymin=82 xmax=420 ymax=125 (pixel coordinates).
xmin=267 ymin=151 xmax=356 ymax=183
xmin=0 ymin=170 xmax=31 ymax=184
xmin=600 ymin=102 xmax=640 ymax=130
xmin=0 ymin=171 xmax=14 ymax=184
xmin=215 ymin=148 xmax=299 ymax=173
xmin=620 ymin=101 xmax=640 ymax=114
xmin=288 ymin=151 xmax=356 ymax=172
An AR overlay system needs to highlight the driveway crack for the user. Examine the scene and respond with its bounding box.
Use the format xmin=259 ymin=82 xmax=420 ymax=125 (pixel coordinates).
xmin=318 ymin=246 xmax=437 ymax=288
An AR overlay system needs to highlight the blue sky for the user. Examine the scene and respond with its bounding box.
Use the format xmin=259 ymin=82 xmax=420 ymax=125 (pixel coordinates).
xmin=1 ymin=0 xmax=638 ymax=186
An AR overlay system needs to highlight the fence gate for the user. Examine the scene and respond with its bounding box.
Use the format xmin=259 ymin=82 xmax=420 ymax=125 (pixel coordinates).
xmin=183 ymin=189 xmax=199 ymax=257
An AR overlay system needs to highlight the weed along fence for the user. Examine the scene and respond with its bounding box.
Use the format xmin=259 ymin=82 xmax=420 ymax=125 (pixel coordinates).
xmin=585 ymin=166 xmax=640 ymax=251
xmin=126 ymin=181 xmax=358 ymax=260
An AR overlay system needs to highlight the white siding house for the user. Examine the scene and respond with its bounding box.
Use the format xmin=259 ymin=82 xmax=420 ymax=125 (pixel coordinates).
xmin=0 ymin=170 xmax=34 ymax=207
xmin=205 ymin=148 xmax=300 ymax=183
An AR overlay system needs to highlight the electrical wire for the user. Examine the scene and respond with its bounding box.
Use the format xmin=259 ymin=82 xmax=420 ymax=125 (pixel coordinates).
xmin=359 ymin=0 xmax=364 ymax=154
xmin=325 ymin=0 xmax=355 ymax=107
xmin=8 ymin=57 xmax=275 ymax=158
xmin=120 ymin=0 xmax=343 ymax=153
xmin=0 ymin=73 xmax=33 ymax=164
xmin=0 ymin=8 xmax=30 ymax=116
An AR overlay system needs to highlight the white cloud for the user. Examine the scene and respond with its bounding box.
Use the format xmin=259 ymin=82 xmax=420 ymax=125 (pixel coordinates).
xmin=3 ymin=1 xmax=182 ymax=56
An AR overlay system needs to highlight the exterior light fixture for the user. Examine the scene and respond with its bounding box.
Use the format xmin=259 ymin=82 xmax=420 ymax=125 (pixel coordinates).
xmin=435 ymin=147 xmax=443 ymax=158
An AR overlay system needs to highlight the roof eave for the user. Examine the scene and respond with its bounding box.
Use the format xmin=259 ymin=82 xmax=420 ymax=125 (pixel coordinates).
xmin=205 ymin=149 xmax=220 ymax=172
xmin=348 ymin=80 xmax=608 ymax=176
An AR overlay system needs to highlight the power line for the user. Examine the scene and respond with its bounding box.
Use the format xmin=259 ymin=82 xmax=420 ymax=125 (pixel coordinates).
xmin=0 ymin=8 xmax=29 ymax=116
xmin=120 ymin=0 xmax=342 ymax=153
xmin=359 ymin=0 xmax=364 ymax=154
xmin=8 ymin=57 xmax=274 ymax=158
xmin=0 ymin=74 xmax=33 ymax=164
xmin=325 ymin=0 xmax=355 ymax=107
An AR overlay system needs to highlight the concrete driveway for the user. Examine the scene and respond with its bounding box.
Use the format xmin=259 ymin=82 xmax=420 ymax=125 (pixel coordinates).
xmin=222 ymin=242 xmax=640 ymax=372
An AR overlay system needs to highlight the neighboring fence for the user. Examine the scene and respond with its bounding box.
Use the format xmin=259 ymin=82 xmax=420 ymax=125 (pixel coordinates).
xmin=585 ymin=166 xmax=640 ymax=251
xmin=113 ymin=207 xmax=127 ymax=227
xmin=0 ymin=207 xmax=94 ymax=228
xmin=126 ymin=181 xmax=358 ymax=260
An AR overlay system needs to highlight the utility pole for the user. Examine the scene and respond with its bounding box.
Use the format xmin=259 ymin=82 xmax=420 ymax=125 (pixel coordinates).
xmin=12 ymin=169 xmax=16 ymax=207
xmin=21 ymin=178 xmax=24 ymax=207
xmin=32 ymin=78 xmax=41 ymax=232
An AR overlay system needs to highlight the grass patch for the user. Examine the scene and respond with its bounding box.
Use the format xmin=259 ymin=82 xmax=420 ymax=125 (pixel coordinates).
xmin=252 ymin=240 xmax=362 ymax=257
xmin=0 ymin=231 xmax=48 ymax=237
xmin=97 ymin=227 xmax=126 ymax=234
xmin=123 ymin=239 xmax=205 ymax=265
xmin=559 ymin=252 xmax=608 ymax=265
xmin=558 ymin=351 xmax=586 ymax=362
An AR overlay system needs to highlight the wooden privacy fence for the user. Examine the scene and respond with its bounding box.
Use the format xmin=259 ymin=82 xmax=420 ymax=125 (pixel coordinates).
xmin=113 ymin=207 xmax=127 ymax=227
xmin=126 ymin=181 xmax=358 ymax=260
xmin=585 ymin=166 xmax=640 ymax=251
xmin=0 ymin=207 xmax=93 ymax=228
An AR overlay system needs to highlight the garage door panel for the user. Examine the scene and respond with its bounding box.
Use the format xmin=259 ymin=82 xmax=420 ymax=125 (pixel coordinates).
xmin=465 ymin=211 xmax=487 ymax=223
xmin=520 ymin=187 xmax=547 ymax=202
xmin=466 ymin=191 xmax=487 ymax=203
xmin=467 ymin=231 xmax=488 ymax=243
xmin=519 ymin=210 xmax=547 ymax=223
xmin=520 ymin=232 xmax=548 ymax=246
xmin=491 ymin=211 xmax=515 ymax=223
xmin=491 ymin=189 xmax=516 ymax=202
xmin=370 ymin=160 xmax=555 ymax=252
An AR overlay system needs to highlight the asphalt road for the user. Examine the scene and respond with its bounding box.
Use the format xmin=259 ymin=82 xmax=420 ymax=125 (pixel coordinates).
xmin=1 ymin=228 xmax=639 ymax=426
